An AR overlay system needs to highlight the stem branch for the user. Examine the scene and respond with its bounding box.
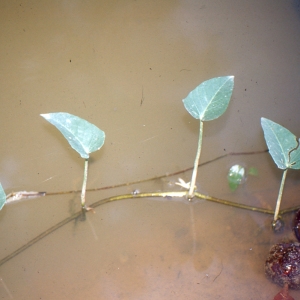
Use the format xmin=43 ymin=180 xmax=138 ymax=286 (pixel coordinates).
xmin=273 ymin=169 xmax=288 ymax=222
xmin=188 ymin=120 xmax=203 ymax=200
xmin=81 ymin=158 xmax=89 ymax=209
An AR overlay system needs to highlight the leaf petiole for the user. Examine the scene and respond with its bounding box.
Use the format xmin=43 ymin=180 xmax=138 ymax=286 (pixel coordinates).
xmin=273 ymin=168 xmax=288 ymax=224
xmin=188 ymin=120 xmax=203 ymax=200
xmin=81 ymin=158 xmax=89 ymax=210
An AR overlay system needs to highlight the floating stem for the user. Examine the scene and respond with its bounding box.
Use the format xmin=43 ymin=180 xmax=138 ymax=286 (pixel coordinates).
xmin=81 ymin=158 xmax=89 ymax=210
xmin=188 ymin=120 xmax=203 ymax=200
xmin=0 ymin=189 xmax=276 ymax=267
xmin=273 ymin=169 xmax=288 ymax=223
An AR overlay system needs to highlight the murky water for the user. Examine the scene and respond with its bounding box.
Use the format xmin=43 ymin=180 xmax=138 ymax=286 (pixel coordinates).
xmin=1 ymin=0 xmax=300 ymax=299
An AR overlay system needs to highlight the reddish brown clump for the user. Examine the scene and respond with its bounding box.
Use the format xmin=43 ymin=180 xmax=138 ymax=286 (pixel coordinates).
xmin=273 ymin=283 xmax=294 ymax=300
xmin=293 ymin=209 xmax=300 ymax=242
xmin=265 ymin=242 xmax=300 ymax=290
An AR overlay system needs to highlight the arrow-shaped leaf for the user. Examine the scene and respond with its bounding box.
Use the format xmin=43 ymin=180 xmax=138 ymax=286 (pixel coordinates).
xmin=182 ymin=76 xmax=234 ymax=121
xmin=261 ymin=118 xmax=298 ymax=169
xmin=41 ymin=112 xmax=105 ymax=159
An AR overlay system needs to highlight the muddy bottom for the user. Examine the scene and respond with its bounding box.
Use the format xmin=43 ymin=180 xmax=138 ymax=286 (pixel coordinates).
xmin=1 ymin=160 xmax=300 ymax=300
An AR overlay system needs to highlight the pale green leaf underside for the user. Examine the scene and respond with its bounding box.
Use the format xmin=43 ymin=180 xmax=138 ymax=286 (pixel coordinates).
xmin=41 ymin=112 xmax=105 ymax=159
xmin=182 ymin=76 xmax=234 ymax=121
xmin=0 ymin=183 xmax=6 ymax=210
xmin=261 ymin=118 xmax=299 ymax=169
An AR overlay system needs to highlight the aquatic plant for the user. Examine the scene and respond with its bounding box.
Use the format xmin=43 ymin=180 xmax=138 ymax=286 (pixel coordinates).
xmin=227 ymin=165 xmax=258 ymax=191
xmin=0 ymin=183 xmax=6 ymax=210
xmin=182 ymin=76 xmax=234 ymax=199
xmin=41 ymin=112 xmax=105 ymax=211
xmin=261 ymin=118 xmax=300 ymax=228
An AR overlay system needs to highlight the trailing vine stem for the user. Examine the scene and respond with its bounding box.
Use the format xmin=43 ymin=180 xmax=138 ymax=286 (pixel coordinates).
xmin=1 ymin=189 xmax=297 ymax=268
xmin=6 ymin=149 xmax=296 ymax=269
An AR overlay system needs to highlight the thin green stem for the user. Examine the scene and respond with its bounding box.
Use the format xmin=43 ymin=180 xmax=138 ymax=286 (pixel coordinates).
xmin=273 ymin=169 xmax=288 ymax=222
xmin=188 ymin=120 xmax=203 ymax=200
xmin=81 ymin=158 xmax=89 ymax=209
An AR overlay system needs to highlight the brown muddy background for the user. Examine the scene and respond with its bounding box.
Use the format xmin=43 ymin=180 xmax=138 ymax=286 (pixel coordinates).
xmin=1 ymin=0 xmax=300 ymax=299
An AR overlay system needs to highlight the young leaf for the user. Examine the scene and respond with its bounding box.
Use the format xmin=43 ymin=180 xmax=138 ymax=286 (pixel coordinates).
xmin=0 ymin=183 xmax=6 ymax=210
xmin=261 ymin=118 xmax=298 ymax=169
xmin=182 ymin=76 xmax=234 ymax=121
xmin=227 ymin=165 xmax=246 ymax=191
xmin=41 ymin=112 xmax=105 ymax=159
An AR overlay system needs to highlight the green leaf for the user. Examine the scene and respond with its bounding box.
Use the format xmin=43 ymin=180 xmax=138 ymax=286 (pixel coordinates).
xmin=227 ymin=165 xmax=245 ymax=191
xmin=261 ymin=118 xmax=298 ymax=169
xmin=41 ymin=112 xmax=105 ymax=159
xmin=182 ymin=76 xmax=234 ymax=121
xmin=0 ymin=183 xmax=6 ymax=210
xmin=289 ymin=139 xmax=300 ymax=169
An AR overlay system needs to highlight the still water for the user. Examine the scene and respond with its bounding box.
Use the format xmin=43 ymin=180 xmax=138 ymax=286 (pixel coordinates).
xmin=1 ymin=0 xmax=300 ymax=299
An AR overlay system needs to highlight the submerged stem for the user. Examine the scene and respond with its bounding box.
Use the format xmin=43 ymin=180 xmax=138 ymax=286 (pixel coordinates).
xmin=0 ymin=189 xmax=275 ymax=268
xmin=273 ymin=169 xmax=288 ymax=222
xmin=188 ymin=120 xmax=203 ymax=200
xmin=81 ymin=158 xmax=89 ymax=209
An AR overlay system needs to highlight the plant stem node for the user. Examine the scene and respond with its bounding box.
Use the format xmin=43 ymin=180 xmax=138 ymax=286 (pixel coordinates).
xmin=272 ymin=217 xmax=284 ymax=233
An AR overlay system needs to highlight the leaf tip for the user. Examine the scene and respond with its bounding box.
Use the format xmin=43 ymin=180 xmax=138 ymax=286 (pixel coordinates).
xmin=40 ymin=113 xmax=49 ymax=119
xmin=226 ymin=75 xmax=234 ymax=83
xmin=261 ymin=117 xmax=268 ymax=125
